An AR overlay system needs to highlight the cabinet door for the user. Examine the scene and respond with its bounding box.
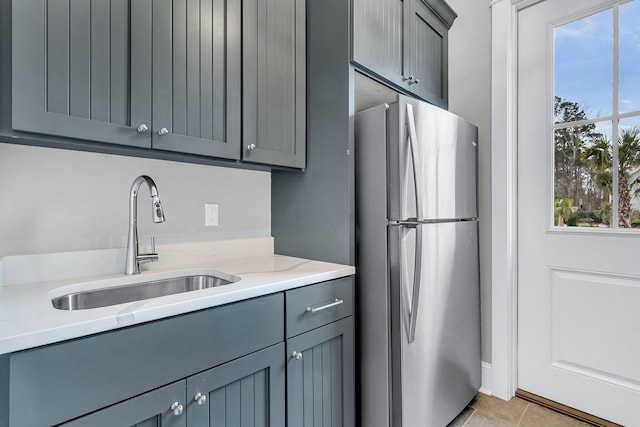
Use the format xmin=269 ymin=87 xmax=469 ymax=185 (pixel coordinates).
xmin=403 ymin=0 xmax=449 ymax=108
xmin=59 ymin=381 xmax=187 ymax=427
xmin=151 ymin=0 xmax=241 ymax=159
xmin=242 ymin=0 xmax=306 ymax=168
xmin=351 ymin=0 xmax=404 ymax=88
xmin=187 ymin=343 xmax=286 ymax=426
xmin=12 ymin=0 xmax=152 ymax=148
xmin=287 ymin=318 xmax=355 ymax=427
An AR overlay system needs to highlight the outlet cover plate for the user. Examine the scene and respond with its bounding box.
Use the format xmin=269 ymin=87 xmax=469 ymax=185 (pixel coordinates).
xmin=205 ymin=203 xmax=219 ymax=226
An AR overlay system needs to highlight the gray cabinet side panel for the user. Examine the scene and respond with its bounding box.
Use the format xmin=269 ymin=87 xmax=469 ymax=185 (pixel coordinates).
xmin=286 ymin=318 xmax=355 ymax=427
xmin=0 ymin=355 xmax=8 ymax=427
xmin=59 ymin=381 xmax=186 ymax=427
xmin=271 ymin=0 xmax=352 ymax=264
xmin=9 ymin=294 xmax=283 ymax=426
xmin=187 ymin=343 xmax=285 ymax=427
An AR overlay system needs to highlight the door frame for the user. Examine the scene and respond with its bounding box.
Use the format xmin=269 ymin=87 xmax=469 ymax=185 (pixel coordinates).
xmin=489 ymin=0 xmax=545 ymax=401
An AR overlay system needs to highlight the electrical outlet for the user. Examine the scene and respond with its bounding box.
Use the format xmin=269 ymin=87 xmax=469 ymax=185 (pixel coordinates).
xmin=205 ymin=203 xmax=219 ymax=226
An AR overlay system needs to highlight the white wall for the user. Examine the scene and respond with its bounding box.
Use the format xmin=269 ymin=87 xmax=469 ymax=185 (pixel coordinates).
xmin=447 ymin=0 xmax=493 ymax=363
xmin=0 ymin=143 xmax=271 ymax=259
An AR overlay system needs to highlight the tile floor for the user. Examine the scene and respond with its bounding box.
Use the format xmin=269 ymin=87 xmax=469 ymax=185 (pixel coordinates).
xmin=446 ymin=393 xmax=594 ymax=427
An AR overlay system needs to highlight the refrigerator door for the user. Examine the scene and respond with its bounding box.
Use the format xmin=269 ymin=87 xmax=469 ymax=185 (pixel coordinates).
xmin=388 ymin=95 xmax=478 ymax=222
xmin=388 ymin=220 xmax=481 ymax=427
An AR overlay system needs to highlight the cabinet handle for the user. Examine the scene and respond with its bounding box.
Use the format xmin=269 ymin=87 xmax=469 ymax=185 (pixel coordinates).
xmin=170 ymin=402 xmax=184 ymax=416
xmin=247 ymin=143 xmax=256 ymax=151
xmin=136 ymin=124 xmax=149 ymax=133
xmin=305 ymin=298 xmax=343 ymax=314
xmin=157 ymin=127 xmax=169 ymax=136
xmin=194 ymin=392 xmax=207 ymax=406
xmin=291 ymin=351 xmax=303 ymax=360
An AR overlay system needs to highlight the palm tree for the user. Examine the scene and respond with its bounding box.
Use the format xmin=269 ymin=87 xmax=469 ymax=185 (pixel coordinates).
xmin=583 ymin=136 xmax=612 ymax=223
xmin=617 ymin=127 xmax=640 ymax=228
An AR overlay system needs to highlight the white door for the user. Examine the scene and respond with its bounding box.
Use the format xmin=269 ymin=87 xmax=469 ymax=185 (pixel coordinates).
xmin=518 ymin=0 xmax=640 ymax=425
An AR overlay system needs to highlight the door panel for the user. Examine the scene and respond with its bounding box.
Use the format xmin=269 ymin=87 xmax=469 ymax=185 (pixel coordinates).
xmin=152 ymin=0 xmax=241 ymax=159
xmin=286 ymin=318 xmax=355 ymax=427
xmin=517 ymin=1 xmax=640 ymax=425
xmin=12 ymin=0 xmax=151 ymax=147
xmin=351 ymin=0 xmax=404 ymax=87
xmin=404 ymin=0 xmax=448 ymax=107
xmin=389 ymin=221 xmax=480 ymax=427
xmin=187 ymin=343 xmax=285 ymax=426
xmin=389 ymin=97 xmax=478 ymax=221
xmin=242 ymin=0 xmax=305 ymax=167
xmin=59 ymin=381 xmax=186 ymax=427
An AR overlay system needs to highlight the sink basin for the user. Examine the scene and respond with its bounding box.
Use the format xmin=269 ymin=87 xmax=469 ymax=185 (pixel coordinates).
xmin=52 ymin=274 xmax=239 ymax=310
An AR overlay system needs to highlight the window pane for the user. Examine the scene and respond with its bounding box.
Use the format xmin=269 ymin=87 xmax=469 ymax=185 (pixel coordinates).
xmin=554 ymin=9 xmax=613 ymax=123
xmin=618 ymin=116 xmax=640 ymax=228
xmin=619 ymin=0 xmax=640 ymax=114
xmin=554 ymin=122 xmax=612 ymax=228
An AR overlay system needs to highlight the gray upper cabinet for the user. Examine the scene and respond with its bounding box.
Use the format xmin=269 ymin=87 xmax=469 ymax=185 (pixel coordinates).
xmin=352 ymin=0 xmax=456 ymax=108
xmin=12 ymin=0 xmax=151 ymax=148
xmin=242 ymin=0 xmax=306 ymax=168
xmin=12 ymin=0 xmax=241 ymax=159
xmin=151 ymin=0 xmax=241 ymax=158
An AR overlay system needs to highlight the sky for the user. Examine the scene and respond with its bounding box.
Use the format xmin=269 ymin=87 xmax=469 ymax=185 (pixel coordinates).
xmin=554 ymin=0 xmax=640 ymax=135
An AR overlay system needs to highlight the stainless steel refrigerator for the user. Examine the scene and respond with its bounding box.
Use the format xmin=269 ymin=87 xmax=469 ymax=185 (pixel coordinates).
xmin=355 ymin=95 xmax=481 ymax=427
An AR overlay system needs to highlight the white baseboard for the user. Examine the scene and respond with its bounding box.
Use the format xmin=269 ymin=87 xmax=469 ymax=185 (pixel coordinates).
xmin=479 ymin=362 xmax=492 ymax=395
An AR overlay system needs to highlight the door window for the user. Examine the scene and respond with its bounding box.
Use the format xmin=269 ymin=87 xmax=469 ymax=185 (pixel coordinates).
xmin=553 ymin=0 xmax=640 ymax=229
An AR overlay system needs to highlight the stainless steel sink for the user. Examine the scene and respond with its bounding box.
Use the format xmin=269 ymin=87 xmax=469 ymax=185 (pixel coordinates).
xmin=52 ymin=274 xmax=239 ymax=310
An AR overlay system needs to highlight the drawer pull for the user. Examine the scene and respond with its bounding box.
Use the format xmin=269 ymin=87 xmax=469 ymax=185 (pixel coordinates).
xmin=306 ymin=298 xmax=343 ymax=314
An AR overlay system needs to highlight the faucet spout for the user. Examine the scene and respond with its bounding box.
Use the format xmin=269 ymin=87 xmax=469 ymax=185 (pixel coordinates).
xmin=125 ymin=175 xmax=166 ymax=275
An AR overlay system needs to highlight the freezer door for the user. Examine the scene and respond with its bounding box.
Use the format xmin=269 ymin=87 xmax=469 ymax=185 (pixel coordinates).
xmin=388 ymin=96 xmax=478 ymax=221
xmin=388 ymin=221 xmax=481 ymax=427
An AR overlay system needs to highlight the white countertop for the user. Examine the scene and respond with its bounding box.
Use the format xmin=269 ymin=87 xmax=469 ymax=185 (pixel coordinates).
xmin=0 ymin=238 xmax=355 ymax=355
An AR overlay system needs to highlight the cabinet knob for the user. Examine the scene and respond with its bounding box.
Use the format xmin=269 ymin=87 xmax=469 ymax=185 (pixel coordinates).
xmin=157 ymin=127 xmax=169 ymax=136
xmin=247 ymin=143 xmax=256 ymax=151
xmin=194 ymin=392 xmax=207 ymax=406
xmin=291 ymin=351 xmax=303 ymax=360
xmin=403 ymin=75 xmax=419 ymax=85
xmin=136 ymin=124 xmax=149 ymax=133
xmin=170 ymin=402 xmax=184 ymax=416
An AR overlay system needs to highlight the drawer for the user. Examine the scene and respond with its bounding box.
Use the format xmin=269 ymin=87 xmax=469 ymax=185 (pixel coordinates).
xmin=9 ymin=293 xmax=283 ymax=427
xmin=285 ymin=277 xmax=353 ymax=338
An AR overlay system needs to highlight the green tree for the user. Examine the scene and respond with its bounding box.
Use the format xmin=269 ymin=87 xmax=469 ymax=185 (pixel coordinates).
xmin=617 ymin=127 xmax=640 ymax=228
xmin=553 ymin=97 xmax=598 ymax=204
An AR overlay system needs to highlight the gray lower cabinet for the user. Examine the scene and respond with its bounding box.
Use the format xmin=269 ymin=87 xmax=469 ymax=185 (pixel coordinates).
xmin=5 ymin=279 xmax=354 ymax=427
xmin=59 ymin=381 xmax=187 ymax=427
xmin=351 ymin=0 xmax=456 ymax=107
xmin=61 ymin=344 xmax=285 ymax=427
xmin=286 ymin=318 xmax=355 ymax=427
xmin=241 ymin=0 xmax=306 ymax=168
xmin=284 ymin=277 xmax=355 ymax=426
xmin=11 ymin=0 xmax=242 ymax=160
xmin=187 ymin=343 xmax=285 ymax=426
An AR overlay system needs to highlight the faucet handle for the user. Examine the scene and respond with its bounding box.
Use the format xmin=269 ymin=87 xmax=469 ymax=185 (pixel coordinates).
xmin=150 ymin=236 xmax=156 ymax=255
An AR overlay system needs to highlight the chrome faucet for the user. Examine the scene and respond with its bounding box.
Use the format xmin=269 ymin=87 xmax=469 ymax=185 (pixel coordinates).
xmin=125 ymin=175 xmax=166 ymax=275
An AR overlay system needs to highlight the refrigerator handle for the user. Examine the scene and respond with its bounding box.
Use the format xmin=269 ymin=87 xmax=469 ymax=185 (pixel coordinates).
xmin=406 ymin=103 xmax=424 ymax=221
xmin=407 ymin=224 xmax=422 ymax=343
